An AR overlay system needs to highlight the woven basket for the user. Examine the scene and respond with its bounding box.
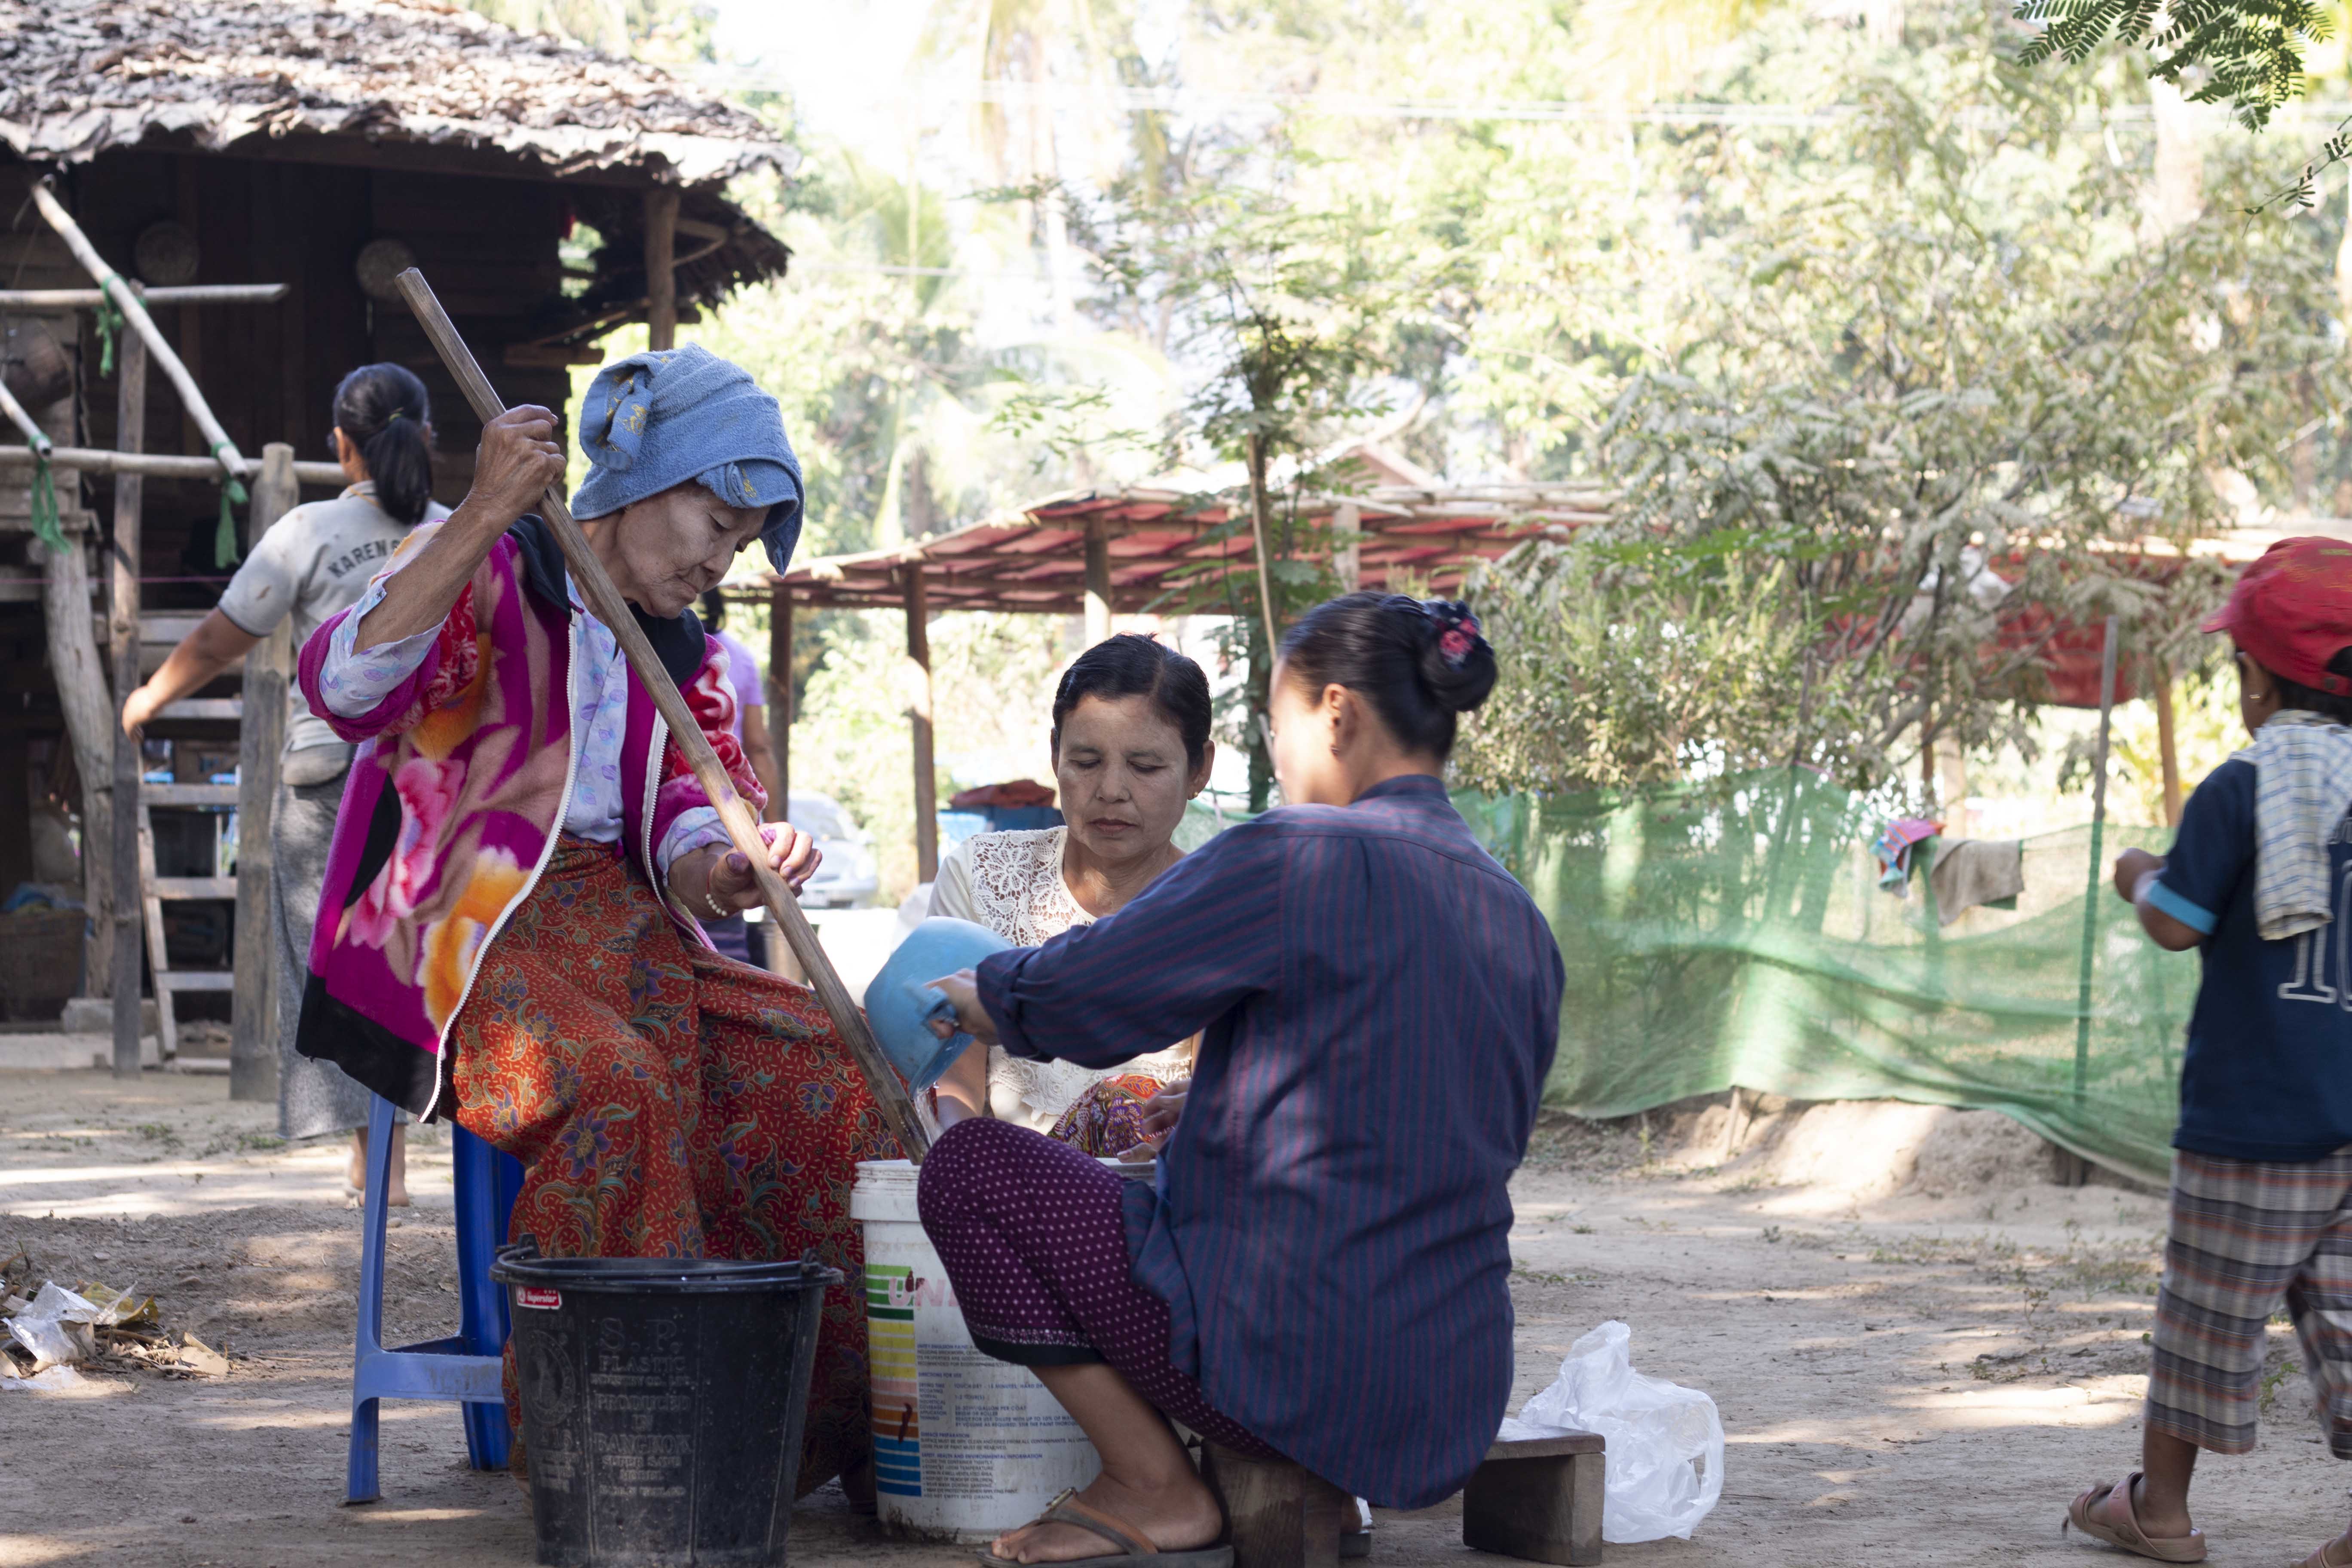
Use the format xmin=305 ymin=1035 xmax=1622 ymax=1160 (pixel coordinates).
xmin=0 ymin=908 xmax=85 ymax=1021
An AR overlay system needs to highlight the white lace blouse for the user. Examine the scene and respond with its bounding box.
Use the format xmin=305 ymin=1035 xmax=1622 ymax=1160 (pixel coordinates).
xmin=930 ymin=827 xmax=1195 ymax=1131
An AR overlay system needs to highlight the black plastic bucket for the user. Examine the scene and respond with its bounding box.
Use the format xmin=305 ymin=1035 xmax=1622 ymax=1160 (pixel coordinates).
xmin=490 ymin=1243 xmax=844 ymax=1568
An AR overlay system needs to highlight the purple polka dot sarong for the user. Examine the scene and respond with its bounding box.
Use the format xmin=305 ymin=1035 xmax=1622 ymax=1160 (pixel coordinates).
xmin=916 ymin=1117 xmax=1281 ymax=1459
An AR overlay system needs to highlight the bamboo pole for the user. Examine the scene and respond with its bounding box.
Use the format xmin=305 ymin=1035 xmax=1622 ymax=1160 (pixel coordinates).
xmin=109 ymin=333 xmax=146 ymax=1079
xmin=0 ymin=444 xmax=342 ymax=485
xmin=391 ymin=268 xmax=930 ymax=1161
xmin=906 ymin=567 xmax=938 ymax=884
xmin=0 ymin=373 xmax=52 ymax=454
xmin=28 ymin=181 xmax=250 ymax=492
xmin=0 ymin=285 xmax=288 ymax=308
xmin=2065 ymin=614 xmax=2122 ymax=1186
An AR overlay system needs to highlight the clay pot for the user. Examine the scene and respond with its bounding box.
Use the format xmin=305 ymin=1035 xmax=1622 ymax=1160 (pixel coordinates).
xmin=1 ymin=318 xmax=73 ymax=411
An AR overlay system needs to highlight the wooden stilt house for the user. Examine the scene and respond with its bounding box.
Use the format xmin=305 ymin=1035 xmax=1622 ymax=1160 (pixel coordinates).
xmin=0 ymin=0 xmax=794 ymax=1061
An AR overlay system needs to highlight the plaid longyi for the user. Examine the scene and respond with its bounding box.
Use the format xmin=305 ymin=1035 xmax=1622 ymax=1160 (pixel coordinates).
xmin=2147 ymin=1146 xmax=2352 ymax=1456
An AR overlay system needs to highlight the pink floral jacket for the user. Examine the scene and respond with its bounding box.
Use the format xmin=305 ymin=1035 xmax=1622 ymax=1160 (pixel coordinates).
xmin=292 ymin=515 xmax=762 ymax=1118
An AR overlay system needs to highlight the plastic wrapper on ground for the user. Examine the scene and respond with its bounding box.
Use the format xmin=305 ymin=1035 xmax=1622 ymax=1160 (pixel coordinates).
xmin=1516 ymin=1319 xmax=1725 ymax=1544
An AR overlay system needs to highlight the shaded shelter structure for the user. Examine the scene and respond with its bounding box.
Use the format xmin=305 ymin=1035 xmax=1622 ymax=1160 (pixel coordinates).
xmin=763 ymin=475 xmax=2311 ymax=879
xmin=0 ymin=0 xmax=795 ymax=1085
xmin=765 ymin=478 xmax=1611 ymax=882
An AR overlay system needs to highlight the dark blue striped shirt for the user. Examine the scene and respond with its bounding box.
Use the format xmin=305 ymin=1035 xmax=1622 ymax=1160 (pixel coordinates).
xmin=977 ymin=773 xmax=1564 ymax=1507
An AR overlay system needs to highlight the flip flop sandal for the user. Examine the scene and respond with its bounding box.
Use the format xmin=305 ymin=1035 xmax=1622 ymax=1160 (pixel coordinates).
xmin=2063 ymin=1473 xmax=2207 ymax=1563
xmin=974 ymin=1488 xmax=1234 ymax=1568
xmin=2294 ymin=1538 xmax=2352 ymax=1568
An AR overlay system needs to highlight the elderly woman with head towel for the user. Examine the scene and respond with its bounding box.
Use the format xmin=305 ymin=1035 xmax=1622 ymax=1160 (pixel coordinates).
xmin=291 ymin=347 xmax=900 ymax=1495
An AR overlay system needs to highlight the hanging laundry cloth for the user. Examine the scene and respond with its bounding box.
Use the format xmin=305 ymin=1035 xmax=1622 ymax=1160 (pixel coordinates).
xmin=1873 ymin=817 xmax=1944 ymax=891
xmin=1928 ymin=837 xmax=2024 ymax=925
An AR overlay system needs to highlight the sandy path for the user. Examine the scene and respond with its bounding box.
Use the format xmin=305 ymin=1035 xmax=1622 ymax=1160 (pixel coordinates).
xmin=2 ymin=1071 xmax=2343 ymax=1567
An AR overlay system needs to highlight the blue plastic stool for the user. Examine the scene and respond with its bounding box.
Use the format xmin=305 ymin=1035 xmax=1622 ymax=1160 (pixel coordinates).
xmin=345 ymin=1096 xmax=526 ymax=1504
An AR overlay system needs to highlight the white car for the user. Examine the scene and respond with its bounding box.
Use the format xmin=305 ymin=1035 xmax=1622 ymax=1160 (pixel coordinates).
xmin=788 ymin=791 xmax=879 ymax=909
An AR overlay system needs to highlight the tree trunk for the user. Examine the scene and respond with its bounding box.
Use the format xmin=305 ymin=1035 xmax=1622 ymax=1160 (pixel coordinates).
xmin=2154 ymin=659 xmax=2183 ymax=827
xmin=1084 ymin=518 xmax=1112 ymax=645
xmin=644 ymin=185 xmax=679 ymax=352
xmin=904 ymin=449 xmax=937 ymax=541
xmin=1332 ymin=502 xmax=1362 ymax=591
xmin=1244 ymin=434 xmax=1279 ymax=814
xmin=42 ymin=531 xmax=115 ymax=997
xmin=2337 ymin=165 xmax=2352 ymax=333
xmin=1244 ymin=433 xmax=1280 ymax=636
xmin=2148 ymin=79 xmax=2203 ymax=236
xmin=110 ymin=331 xmax=147 ymax=1076
xmin=1246 ymin=615 xmax=1274 ymax=815
xmin=230 ymin=444 xmax=298 ymax=1102
xmin=904 ymin=567 xmax=937 ymax=884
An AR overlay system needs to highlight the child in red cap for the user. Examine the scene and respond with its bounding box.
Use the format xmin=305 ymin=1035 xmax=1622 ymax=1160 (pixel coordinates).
xmin=2070 ymin=536 xmax=2352 ymax=1566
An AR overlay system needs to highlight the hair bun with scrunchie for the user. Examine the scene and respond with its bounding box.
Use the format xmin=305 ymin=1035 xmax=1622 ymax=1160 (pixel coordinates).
xmin=1412 ymin=597 xmax=1497 ymax=714
xmin=1421 ymin=600 xmax=1483 ymax=665
xmin=1276 ymin=589 xmax=1500 ymax=760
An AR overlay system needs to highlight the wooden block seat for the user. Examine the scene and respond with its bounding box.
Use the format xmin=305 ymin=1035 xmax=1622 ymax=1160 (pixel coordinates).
xmin=1197 ymin=1421 xmax=1603 ymax=1568
xmin=1199 ymin=1441 xmax=1359 ymax=1568
xmin=1461 ymin=1426 xmax=1605 ymax=1565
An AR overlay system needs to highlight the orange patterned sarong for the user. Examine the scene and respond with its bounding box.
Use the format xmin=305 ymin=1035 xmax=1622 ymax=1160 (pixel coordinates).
xmin=450 ymin=836 xmax=900 ymax=1493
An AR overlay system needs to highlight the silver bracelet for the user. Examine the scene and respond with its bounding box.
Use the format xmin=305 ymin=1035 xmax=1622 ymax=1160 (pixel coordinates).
xmin=701 ymin=885 xmax=730 ymax=920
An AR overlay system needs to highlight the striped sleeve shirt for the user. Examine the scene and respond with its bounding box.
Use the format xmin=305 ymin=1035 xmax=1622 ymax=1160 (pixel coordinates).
xmin=977 ymin=772 xmax=1564 ymax=1508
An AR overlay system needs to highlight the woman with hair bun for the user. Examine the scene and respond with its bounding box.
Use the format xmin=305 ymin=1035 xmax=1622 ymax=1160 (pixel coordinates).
xmin=916 ymin=591 xmax=1564 ymax=1566
xmin=123 ymin=362 xmax=445 ymax=1201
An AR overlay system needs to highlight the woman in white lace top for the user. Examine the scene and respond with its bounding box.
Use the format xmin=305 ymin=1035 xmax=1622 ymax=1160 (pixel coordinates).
xmin=930 ymin=634 xmax=1214 ymax=1154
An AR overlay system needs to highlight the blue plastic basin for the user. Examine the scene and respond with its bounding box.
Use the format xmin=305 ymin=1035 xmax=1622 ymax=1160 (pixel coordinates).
xmin=862 ymin=917 xmax=1013 ymax=1093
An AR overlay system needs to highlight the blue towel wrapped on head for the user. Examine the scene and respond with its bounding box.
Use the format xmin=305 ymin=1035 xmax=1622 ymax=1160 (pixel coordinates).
xmin=569 ymin=343 xmax=806 ymax=570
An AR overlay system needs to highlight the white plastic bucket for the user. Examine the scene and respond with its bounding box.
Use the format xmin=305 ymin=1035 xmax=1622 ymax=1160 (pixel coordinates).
xmin=852 ymin=1158 xmax=1102 ymax=1541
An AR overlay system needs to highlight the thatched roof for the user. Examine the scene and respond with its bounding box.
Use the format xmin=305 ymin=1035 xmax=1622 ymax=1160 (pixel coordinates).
xmin=0 ymin=0 xmax=798 ymax=189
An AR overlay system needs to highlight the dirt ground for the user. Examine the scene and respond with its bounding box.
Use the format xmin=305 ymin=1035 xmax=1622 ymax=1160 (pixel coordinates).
xmin=1 ymin=1070 xmax=2344 ymax=1568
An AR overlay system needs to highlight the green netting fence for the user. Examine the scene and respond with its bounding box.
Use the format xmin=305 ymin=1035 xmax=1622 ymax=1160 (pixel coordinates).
xmin=1451 ymin=769 xmax=2186 ymax=1185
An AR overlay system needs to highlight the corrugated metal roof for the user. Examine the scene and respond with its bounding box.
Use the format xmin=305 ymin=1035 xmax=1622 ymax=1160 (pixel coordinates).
xmin=772 ymin=482 xmax=1614 ymax=614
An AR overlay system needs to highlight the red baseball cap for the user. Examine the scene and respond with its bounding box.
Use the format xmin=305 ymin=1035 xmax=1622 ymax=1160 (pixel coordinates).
xmin=2203 ymin=536 xmax=2352 ymax=695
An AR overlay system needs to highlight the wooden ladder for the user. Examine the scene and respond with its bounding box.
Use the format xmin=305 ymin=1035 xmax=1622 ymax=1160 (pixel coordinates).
xmin=136 ymin=779 xmax=241 ymax=1060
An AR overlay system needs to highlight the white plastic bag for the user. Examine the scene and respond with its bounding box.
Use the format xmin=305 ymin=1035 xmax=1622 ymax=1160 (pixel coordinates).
xmin=5 ymin=1282 xmax=101 ymax=1372
xmin=1516 ymin=1320 xmax=1724 ymax=1543
xmin=0 ymin=1364 xmax=87 ymax=1392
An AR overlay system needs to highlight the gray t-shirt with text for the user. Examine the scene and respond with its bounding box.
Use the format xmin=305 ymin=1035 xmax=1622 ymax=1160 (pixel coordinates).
xmin=215 ymin=482 xmax=448 ymax=754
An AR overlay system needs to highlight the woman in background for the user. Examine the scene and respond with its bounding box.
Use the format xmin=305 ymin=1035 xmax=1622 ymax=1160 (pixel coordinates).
xmin=122 ymin=363 xmax=442 ymax=1204
xmin=928 ymin=634 xmax=1214 ymax=1155
xmin=695 ymin=588 xmax=785 ymax=968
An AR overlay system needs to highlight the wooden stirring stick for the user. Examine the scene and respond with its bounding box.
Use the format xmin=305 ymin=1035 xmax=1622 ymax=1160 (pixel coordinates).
xmin=392 ymin=266 xmax=931 ymax=1162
